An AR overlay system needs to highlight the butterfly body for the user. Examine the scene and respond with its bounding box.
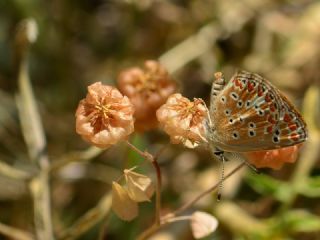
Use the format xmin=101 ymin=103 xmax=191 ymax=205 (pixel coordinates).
xmin=207 ymin=70 xmax=307 ymax=153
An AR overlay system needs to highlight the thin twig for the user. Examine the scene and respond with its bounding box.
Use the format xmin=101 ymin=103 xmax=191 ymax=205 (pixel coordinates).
xmin=166 ymin=161 xmax=246 ymax=218
xmin=152 ymin=159 xmax=162 ymax=225
xmin=58 ymin=194 xmax=112 ymax=240
xmin=137 ymin=162 xmax=246 ymax=240
xmin=14 ymin=19 xmax=54 ymax=240
xmin=0 ymin=161 xmax=32 ymax=180
xmin=0 ymin=222 xmax=35 ymax=240
xmin=126 ymin=141 xmax=162 ymax=225
xmin=50 ymin=146 xmax=103 ymax=174
xmin=127 ymin=141 xmax=161 ymax=239
xmin=280 ymin=86 xmax=320 ymax=211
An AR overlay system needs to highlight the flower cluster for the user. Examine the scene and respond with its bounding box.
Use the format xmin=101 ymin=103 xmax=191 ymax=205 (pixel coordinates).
xmin=117 ymin=60 xmax=176 ymax=131
xmin=112 ymin=169 xmax=154 ymax=221
xmin=75 ymin=82 xmax=134 ymax=148
xmin=244 ymin=144 xmax=302 ymax=170
xmin=156 ymin=93 xmax=208 ymax=148
xmin=75 ymin=66 xmax=304 ymax=169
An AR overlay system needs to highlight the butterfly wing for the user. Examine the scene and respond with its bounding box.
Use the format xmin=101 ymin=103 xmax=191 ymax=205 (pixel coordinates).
xmin=208 ymin=70 xmax=307 ymax=152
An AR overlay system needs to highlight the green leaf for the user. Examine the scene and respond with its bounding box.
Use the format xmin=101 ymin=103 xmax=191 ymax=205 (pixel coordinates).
xmin=245 ymin=173 xmax=293 ymax=202
xmin=127 ymin=134 xmax=148 ymax=169
xmin=298 ymin=176 xmax=320 ymax=198
xmin=282 ymin=210 xmax=320 ymax=233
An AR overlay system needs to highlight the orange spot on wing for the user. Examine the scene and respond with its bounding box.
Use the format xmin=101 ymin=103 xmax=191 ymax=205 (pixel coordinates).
xmin=234 ymin=78 xmax=243 ymax=89
xmin=270 ymin=105 xmax=275 ymax=112
xmin=267 ymin=125 xmax=273 ymax=133
xmin=290 ymin=133 xmax=299 ymax=141
xmin=247 ymin=82 xmax=254 ymax=92
xmin=289 ymin=123 xmax=297 ymax=131
xmin=258 ymin=86 xmax=264 ymax=96
xmin=284 ymin=113 xmax=292 ymax=122
xmin=265 ymin=94 xmax=271 ymax=102
xmin=268 ymin=115 xmax=276 ymax=124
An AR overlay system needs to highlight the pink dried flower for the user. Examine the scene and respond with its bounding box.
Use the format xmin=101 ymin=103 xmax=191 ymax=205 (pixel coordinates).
xmin=117 ymin=60 xmax=176 ymax=132
xmin=243 ymin=144 xmax=302 ymax=170
xmin=75 ymin=82 xmax=134 ymax=148
xmin=156 ymin=93 xmax=208 ymax=148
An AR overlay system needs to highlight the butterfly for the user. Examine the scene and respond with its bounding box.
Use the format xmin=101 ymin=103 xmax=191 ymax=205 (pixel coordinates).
xmin=206 ymin=70 xmax=307 ymax=153
xmin=205 ymin=70 xmax=308 ymax=198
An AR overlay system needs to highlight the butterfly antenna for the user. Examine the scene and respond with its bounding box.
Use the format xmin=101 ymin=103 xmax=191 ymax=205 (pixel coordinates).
xmin=217 ymin=155 xmax=225 ymax=201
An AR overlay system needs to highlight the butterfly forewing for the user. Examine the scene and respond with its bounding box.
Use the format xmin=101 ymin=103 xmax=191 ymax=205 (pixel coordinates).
xmin=208 ymin=70 xmax=307 ymax=152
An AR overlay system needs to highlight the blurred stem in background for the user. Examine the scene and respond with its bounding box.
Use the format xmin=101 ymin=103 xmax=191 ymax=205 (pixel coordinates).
xmin=14 ymin=18 xmax=54 ymax=240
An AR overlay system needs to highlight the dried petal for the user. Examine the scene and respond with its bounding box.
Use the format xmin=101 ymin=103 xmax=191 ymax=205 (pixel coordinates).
xmin=156 ymin=93 xmax=208 ymax=148
xmin=112 ymin=182 xmax=138 ymax=221
xmin=118 ymin=60 xmax=176 ymax=131
xmin=75 ymin=82 xmax=135 ymax=148
xmin=244 ymin=144 xmax=302 ymax=170
xmin=190 ymin=211 xmax=218 ymax=239
xmin=124 ymin=169 xmax=155 ymax=202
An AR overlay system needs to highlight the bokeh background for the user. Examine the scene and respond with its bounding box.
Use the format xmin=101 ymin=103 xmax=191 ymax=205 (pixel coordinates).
xmin=0 ymin=0 xmax=320 ymax=239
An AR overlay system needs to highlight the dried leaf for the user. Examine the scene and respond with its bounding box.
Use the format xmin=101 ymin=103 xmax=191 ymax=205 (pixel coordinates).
xmin=190 ymin=211 xmax=218 ymax=239
xmin=112 ymin=182 xmax=138 ymax=221
xmin=124 ymin=169 xmax=155 ymax=202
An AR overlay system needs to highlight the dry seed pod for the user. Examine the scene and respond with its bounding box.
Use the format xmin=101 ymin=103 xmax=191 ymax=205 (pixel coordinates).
xmin=112 ymin=182 xmax=138 ymax=221
xmin=190 ymin=211 xmax=218 ymax=239
xmin=124 ymin=169 xmax=155 ymax=202
xmin=75 ymin=82 xmax=135 ymax=148
xmin=118 ymin=60 xmax=176 ymax=132
xmin=156 ymin=93 xmax=207 ymax=148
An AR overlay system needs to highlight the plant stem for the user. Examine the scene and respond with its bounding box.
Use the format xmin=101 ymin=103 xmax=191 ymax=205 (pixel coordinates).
xmin=152 ymin=158 xmax=162 ymax=225
xmin=15 ymin=19 xmax=54 ymax=240
xmin=126 ymin=141 xmax=162 ymax=225
xmin=137 ymin=161 xmax=246 ymax=240
xmin=168 ymin=161 xmax=245 ymax=218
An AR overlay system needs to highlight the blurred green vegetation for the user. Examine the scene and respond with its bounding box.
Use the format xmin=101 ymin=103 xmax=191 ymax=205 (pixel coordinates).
xmin=0 ymin=0 xmax=320 ymax=239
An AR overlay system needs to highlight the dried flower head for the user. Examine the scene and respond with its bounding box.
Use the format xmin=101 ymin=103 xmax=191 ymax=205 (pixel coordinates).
xmin=75 ymin=82 xmax=134 ymax=148
xmin=124 ymin=169 xmax=155 ymax=202
xmin=243 ymin=144 xmax=302 ymax=170
xmin=117 ymin=60 xmax=176 ymax=131
xmin=156 ymin=93 xmax=208 ymax=148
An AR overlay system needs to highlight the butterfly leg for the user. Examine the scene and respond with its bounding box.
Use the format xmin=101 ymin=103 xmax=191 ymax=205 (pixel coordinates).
xmin=242 ymin=160 xmax=261 ymax=174
xmin=224 ymin=152 xmax=261 ymax=174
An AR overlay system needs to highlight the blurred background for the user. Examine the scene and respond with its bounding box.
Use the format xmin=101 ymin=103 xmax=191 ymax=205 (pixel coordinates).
xmin=0 ymin=0 xmax=320 ymax=239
